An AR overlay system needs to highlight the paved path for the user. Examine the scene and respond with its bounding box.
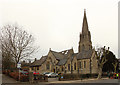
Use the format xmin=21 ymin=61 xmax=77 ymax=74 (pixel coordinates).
xmin=48 ymin=78 xmax=58 ymax=82
xmin=2 ymin=74 xmax=18 ymax=83
xmin=48 ymin=78 xmax=111 ymax=84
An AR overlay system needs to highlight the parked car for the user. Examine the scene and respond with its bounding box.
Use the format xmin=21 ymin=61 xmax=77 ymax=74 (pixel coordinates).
xmin=33 ymin=72 xmax=39 ymax=75
xmin=43 ymin=72 xmax=50 ymax=75
xmin=45 ymin=72 xmax=58 ymax=78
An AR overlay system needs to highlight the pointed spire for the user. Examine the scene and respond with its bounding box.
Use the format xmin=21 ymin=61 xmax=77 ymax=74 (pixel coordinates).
xmin=71 ymin=47 xmax=73 ymax=49
xmin=78 ymin=9 xmax=92 ymax=52
xmin=82 ymin=9 xmax=89 ymax=33
xmin=84 ymin=9 xmax=86 ymax=16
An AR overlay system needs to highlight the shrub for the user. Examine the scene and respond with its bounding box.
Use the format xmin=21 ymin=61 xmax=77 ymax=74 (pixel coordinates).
xmin=20 ymin=75 xmax=29 ymax=82
xmin=62 ymin=73 xmax=98 ymax=80
xmin=9 ymin=72 xmax=19 ymax=81
xmin=14 ymin=72 xmax=19 ymax=81
xmin=102 ymin=73 xmax=108 ymax=77
xmin=2 ymin=70 xmax=6 ymax=74
xmin=9 ymin=72 xmax=14 ymax=78
xmin=63 ymin=74 xmax=79 ymax=80
xmin=37 ymin=74 xmax=44 ymax=80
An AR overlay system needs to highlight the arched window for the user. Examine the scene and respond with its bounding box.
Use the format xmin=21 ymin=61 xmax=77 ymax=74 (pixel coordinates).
xmin=74 ymin=63 xmax=76 ymax=70
xmin=46 ymin=62 xmax=50 ymax=70
xmin=37 ymin=67 xmax=39 ymax=70
xmin=79 ymin=62 xmax=82 ymax=68
xmin=84 ymin=61 xmax=86 ymax=68
xmin=82 ymin=44 xmax=85 ymax=50
xmin=68 ymin=64 xmax=70 ymax=71
xmin=62 ymin=66 xmax=64 ymax=71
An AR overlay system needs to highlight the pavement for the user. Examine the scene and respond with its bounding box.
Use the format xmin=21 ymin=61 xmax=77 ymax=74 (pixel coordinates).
xmin=2 ymin=74 xmax=19 ymax=83
xmin=47 ymin=78 xmax=109 ymax=84
xmin=1 ymin=74 xmax=120 ymax=85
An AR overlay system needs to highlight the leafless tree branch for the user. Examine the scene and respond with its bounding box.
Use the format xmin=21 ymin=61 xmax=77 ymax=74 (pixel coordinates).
xmin=0 ymin=24 xmax=38 ymax=69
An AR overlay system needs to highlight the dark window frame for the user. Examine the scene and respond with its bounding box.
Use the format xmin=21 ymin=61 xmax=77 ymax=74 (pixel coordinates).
xmin=62 ymin=67 xmax=64 ymax=71
xmin=32 ymin=67 xmax=34 ymax=70
xmin=84 ymin=61 xmax=86 ymax=68
xmin=37 ymin=66 xmax=39 ymax=70
xmin=79 ymin=62 xmax=81 ymax=68
xmin=68 ymin=64 xmax=70 ymax=71
xmin=74 ymin=63 xmax=76 ymax=70
xmin=46 ymin=62 xmax=50 ymax=70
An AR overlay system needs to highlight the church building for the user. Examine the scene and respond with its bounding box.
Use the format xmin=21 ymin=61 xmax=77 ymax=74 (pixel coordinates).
xmin=29 ymin=10 xmax=98 ymax=74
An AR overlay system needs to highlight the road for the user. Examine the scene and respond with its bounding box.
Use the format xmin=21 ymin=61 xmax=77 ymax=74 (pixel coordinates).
xmin=1 ymin=74 xmax=120 ymax=85
xmin=47 ymin=79 xmax=120 ymax=85
xmin=47 ymin=78 xmax=119 ymax=85
xmin=0 ymin=74 xmax=2 ymax=85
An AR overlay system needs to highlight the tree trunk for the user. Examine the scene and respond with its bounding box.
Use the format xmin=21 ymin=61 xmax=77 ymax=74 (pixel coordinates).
xmin=114 ymin=66 xmax=117 ymax=73
xmin=97 ymin=67 xmax=102 ymax=79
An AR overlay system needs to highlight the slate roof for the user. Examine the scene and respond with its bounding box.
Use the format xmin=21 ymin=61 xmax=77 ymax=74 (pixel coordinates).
xmin=70 ymin=53 xmax=78 ymax=61
xmin=30 ymin=56 xmax=47 ymax=67
xmin=21 ymin=63 xmax=31 ymax=67
xmin=30 ymin=49 xmax=93 ymax=67
xmin=57 ymin=53 xmax=78 ymax=66
xmin=50 ymin=50 xmax=66 ymax=60
xmin=51 ymin=50 xmax=67 ymax=66
xmin=77 ymin=50 xmax=93 ymax=60
xmin=50 ymin=49 xmax=74 ymax=66
xmin=57 ymin=58 xmax=68 ymax=66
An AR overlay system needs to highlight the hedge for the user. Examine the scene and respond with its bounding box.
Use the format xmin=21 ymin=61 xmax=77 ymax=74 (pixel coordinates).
xmin=62 ymin=73 xmax=98 ymax=80
xmin=3 ymin=69 xmax=29 ymax=82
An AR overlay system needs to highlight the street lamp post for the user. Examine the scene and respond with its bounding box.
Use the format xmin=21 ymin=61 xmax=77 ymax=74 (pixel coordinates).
xmin=17 ymin=62 xmax=21 ymax=81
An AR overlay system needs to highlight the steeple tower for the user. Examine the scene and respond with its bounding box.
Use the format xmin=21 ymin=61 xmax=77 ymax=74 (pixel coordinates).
xmin=78 ymin=9 xmax=92 ymax=53
xmin=82 ymin=9 xmax=88 ymax=33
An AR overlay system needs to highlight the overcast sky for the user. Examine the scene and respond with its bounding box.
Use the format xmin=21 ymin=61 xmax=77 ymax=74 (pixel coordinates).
xmin=0 ymin=0 xmax=119 ymax=61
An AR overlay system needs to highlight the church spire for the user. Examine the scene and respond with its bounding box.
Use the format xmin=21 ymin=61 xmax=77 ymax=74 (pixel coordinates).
xmin=78 ymin=9 xmax=92 ymax=53
xmin=82 ymin=9 xmax=89 ymax=33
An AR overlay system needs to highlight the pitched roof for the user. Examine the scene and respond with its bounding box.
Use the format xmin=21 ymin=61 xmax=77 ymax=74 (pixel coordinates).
xmin=21 ymin=63 xmax=31 ymax=67
xmin=70 ymin=53 xmax=78 ymax=61
xmin=57 ymin=53 xmax=78 ymax=66
xmin=57 ymin=58 xmax=68 ymax=66
xmin=50 ymin=49 xmax=74 ymax=66
xmin=77 ymin=50 xmax=93 ymax=60
xmin=50 ymin=50 xmax=66 ymax=60
xmin=30 ymin=56 xmax=47 ymax=67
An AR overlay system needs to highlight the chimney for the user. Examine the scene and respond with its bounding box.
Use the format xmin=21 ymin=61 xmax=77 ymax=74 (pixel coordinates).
xmin=23 ymin=60 xmax=25 ymax=63
xmin=34 ymin=58 xmax=37 ymax=61
xmin=29 ymin=60 xmax=31 ymax=64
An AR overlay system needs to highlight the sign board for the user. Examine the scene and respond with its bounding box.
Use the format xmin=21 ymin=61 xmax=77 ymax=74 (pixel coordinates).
xmin=17 ymin=63 xmax=21 ymax=68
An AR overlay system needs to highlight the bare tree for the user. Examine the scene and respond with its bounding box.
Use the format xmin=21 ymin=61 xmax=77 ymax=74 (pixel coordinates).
xmin=112 ymin=61 xmax=118 ymax=73
xmin=2 ymin=43 xmax=14 ymax=69
xmin=0 ymin=24 xmax=37 ymax=69
xmin=95 ymin=46 xmax=109 ymax=79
